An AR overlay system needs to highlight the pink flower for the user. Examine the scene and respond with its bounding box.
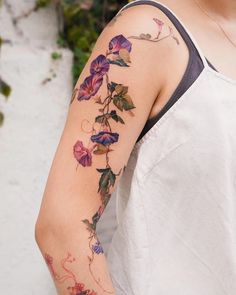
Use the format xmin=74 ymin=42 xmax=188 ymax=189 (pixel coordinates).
xmin=153 ymin=18 xmax=164 ymax=38
xmin=73 ymin=140 xmax=92 ymax=167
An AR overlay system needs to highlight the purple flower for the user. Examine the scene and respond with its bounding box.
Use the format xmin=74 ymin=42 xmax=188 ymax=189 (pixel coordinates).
xmin=73 ymin=140 xmax=92 ymax=167
xmin=92 ymin=241 xmax=104 ymax=254
xmin=109 ymin=34 xmax=132 ymax=55
xmin=90 ymin=54 xmax=110 ymax=76
xmin=77 ymin=74 xmax=103 ymax=101
xmin=91 ymin=131 xmax=119 ymax=145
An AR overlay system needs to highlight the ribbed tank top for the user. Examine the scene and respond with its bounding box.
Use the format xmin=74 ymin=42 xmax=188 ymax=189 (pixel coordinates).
xmin=106 ymin=1 xmax=236 ymax=294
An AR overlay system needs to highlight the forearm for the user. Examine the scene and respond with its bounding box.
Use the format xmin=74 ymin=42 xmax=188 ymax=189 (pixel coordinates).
xmin=35 ymin=219 xmax=115 ymax=295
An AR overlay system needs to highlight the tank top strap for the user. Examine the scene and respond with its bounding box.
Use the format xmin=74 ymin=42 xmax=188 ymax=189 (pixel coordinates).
xmin=117 ymin=0 xmax=209 ymax=69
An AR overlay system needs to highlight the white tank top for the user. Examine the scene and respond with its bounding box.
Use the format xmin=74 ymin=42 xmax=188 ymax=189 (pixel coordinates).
xmin=106 ymin=1 xmax=236 ymax=294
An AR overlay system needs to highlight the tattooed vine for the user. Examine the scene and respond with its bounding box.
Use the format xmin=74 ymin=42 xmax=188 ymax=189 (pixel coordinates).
xmin=71 ymin=33 xmax=133 ymax=293
xmin=128 ymin=17 xmax=179 ymax=44
xmin=69 ymin=17 xmax=179 ymax=294
xmin=45 ymin=252 xmax=97 ymax=295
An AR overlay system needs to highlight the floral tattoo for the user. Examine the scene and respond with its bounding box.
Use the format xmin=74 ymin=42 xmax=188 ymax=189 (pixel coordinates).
xmin=44 ymin=18 xmax=179 ymax=295
xmin=71 ymin=17 xmax=179 ymax=293
xmin=44 ymin=252 xmax=97 ymax=295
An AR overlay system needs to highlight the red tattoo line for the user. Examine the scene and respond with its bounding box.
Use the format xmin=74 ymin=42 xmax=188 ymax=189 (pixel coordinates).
xmin=44 ymin=252 xmax=97 ymax=295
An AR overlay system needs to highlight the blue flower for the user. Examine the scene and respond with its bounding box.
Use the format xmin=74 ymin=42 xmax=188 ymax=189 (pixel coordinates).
xmin=92 ymin=241 xmax=104 ymax=254
xmin=91 ymin=131 xmax=119 ymax=145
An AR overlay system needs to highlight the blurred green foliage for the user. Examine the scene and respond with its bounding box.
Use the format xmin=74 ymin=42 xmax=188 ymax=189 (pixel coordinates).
xmin=0 ymin=35 xmax=12 ymax=126
xmin=51 ymin=51 xmax=62 ymax=60
xmin=36 ymin=0 xmax=130 ymax=84
xmin=0 ymin=0 xmax=132 ymax=126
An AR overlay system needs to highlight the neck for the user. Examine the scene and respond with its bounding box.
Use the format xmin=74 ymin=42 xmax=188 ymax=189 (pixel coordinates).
xmin=198 ymin=0 xmax=236 ymax=20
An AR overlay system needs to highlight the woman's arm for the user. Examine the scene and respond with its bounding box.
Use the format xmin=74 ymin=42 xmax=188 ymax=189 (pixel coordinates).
xmin=34 ymin=4 xmax=179 ymax=295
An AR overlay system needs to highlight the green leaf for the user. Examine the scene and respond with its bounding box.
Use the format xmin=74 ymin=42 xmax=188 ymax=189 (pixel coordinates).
xmin=92 ymin=211 xmax=100 ymax=226
xmin=0 ymin=78 xmax=11 ymax=98
xmin=113 ymin=95 xmax=124 ymax=111
xmin=110 ymin=110 xmax=125 ymax=124
xmin=117 ymin=115 xmax=125 ymax=124
xmin=107 ymin=81 xmax=118 ymax=93
xmin=113 ymin=93 xmax=136 ymax=112
xmin=108 ymin=58 xmax=130 ymax=67
xmin=96 ymin=168 xmax=110 ymax=173
xmin=96 ymin=110 xmax=125 ymax=125
xmin=98 ymin=171 xmax=110 ymax=192
xmin=82 ymin=219 xmax=95 ymax=232
xmin=102 ymin=193 xmax=111 ymax=207
xmin=95 ymin=114 xmax=107 ymax=124
xmin=112 ymin=86 xmax=136 ymax=111
xmin=97 ymin=167 xmax=116 ymax=193
xmin=115 ymin=84 xmax=128 ymax=95
xmin=93 ymin=143 xmax=108 ymax=155
xmin=122 ymin=94 xmax=135 ymax=111
xmin=109 ymin=170 xmax=116 ymax=187
xmin=119 ymin=48 xmax=131 ymax=63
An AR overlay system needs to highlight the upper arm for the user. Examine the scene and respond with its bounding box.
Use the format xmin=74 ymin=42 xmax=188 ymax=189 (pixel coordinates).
xmin=36 ymin=4 xmax=180 ymax=233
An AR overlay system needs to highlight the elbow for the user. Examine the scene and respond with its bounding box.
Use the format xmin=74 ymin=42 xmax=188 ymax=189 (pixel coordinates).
xmin=34 ymin=214 xmax=52 ymax=250
xmin=34 ymin=210 xmax=63 ymax=250
xmin=34 ymin=207 xmax=83 ymax=250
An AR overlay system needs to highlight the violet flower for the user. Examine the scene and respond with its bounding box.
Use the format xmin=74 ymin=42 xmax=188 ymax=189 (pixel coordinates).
xmin=91 ymin=131 xmax=119 ymax=146
xmin=90 ymin=54 xmax=110 ymax=76
xmin=92 ymin=241 xmax=104 ymax=254
xmin=77 ymin=74 xmax=103 ymax=101
xmin=109 ymin=34 xmax=132 ymax=55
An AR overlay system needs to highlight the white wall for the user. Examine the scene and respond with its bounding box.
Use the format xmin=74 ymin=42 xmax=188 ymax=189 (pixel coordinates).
xmin=0 ymin=1 xmax=117 ymax=294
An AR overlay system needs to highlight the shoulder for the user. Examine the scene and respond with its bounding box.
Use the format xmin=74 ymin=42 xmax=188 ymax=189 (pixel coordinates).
xmin=97 ymin=2 xmax=188 ymax=88
xmin=91 ymin=4 xmax=184 ymax=82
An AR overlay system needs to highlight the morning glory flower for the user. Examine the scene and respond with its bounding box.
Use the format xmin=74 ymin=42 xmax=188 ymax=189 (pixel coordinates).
xmin=73 ymin=140 xmax=92 ymax=167
xmin=92 ymin=241 xmax=104 ymax=254
xmin=90 ymin=54 xmax=110 ymax=76
xmin=153 ymin=18 xmax=164 ymax=38
xmin=91 ymin=131 xmax=119 ymax=145
xmin=77 ymin=74 xmax=103 ymax=101
xmin=108 ymin=34 xmax=132 ymax=55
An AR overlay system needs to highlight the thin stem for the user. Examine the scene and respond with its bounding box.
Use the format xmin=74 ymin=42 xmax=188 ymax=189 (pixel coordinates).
xmin=127 ymin=30 xmax=172 ymax=42
xmin=87 ymin=234 xmax=114 ymax=294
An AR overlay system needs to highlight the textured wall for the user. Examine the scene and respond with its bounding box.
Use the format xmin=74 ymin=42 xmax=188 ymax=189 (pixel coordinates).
xmin=0 ymin=1 xmax=117 ymax=294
